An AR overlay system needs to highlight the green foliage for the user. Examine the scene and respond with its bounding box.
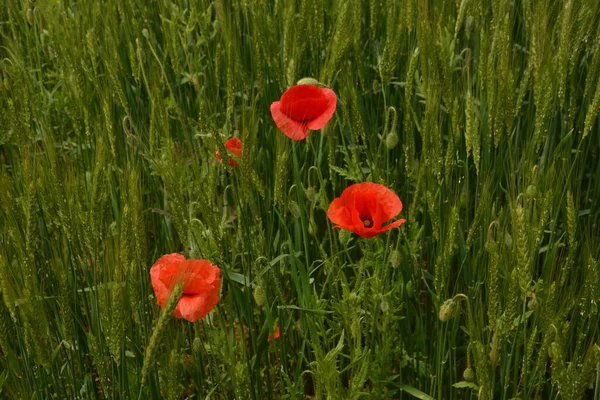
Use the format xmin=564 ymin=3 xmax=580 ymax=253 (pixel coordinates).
xmin=1 ymin=0 xmax=600 ymax=399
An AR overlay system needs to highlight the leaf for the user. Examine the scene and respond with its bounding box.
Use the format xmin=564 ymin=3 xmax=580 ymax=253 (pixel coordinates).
xmin=278 ymin=305 xmax=334 ymax=315
xmin=224 ymin=271 xmax=252 ymax=287
xmin=397 ymin=384 xmax=434 ymax=400
xmin=452 ymin=381 xmax=479 ymax=390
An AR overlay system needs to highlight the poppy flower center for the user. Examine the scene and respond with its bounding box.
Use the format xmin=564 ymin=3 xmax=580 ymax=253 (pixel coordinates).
xmin=361 ymin=216 xmax=374 ymax=228
xmin=280 ymin=85 xmax=329 ymax=121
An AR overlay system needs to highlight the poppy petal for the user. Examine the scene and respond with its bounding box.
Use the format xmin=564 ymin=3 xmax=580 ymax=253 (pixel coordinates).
xmin=327 ymin=197 xmax=353 ymax=227
xmin=270 ymin=101 xmax=310 ymax=140
xmin=174 ymin=291 xmax=220 ymax=322
xmin=150 ymin=253 xmax=185 ymax=307
xmin=178 ymin=260 xmax=220 ymax=295
xmin=224 ymin=138 xmax=243 ymax=158
xmin=306 ymin=88 xmax=337 ymax=130
xmin=268 ymin=325 xmax=280 ymax=341
xmin=374 ymin=186 xmax=403 ymax=222
xmin=376 ymin=218 xmax=407 ymax=234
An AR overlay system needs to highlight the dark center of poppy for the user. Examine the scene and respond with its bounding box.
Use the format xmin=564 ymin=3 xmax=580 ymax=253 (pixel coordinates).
xmin=280 ymin=85 xmax=329 ymax=121
xmin=361 ymin=216 xmax=374 ymax=228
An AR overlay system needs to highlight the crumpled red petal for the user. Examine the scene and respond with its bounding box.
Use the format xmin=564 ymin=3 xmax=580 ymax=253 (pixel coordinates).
xmin=150 ymin=253 xmax=185 ymax=307
xmin=279 ymin=85 xmax=329 ymax=121
xmin=174 ymin=290 xmax=221 ymax=322
xmin=224 ymin=138 xmax=243 ymax=158
xmin=270 ymin=101 xmax=310 ymax=140
xmin=306 ymin=88 xmax=337 ymax=130
xmin=178 ymin=260 xmax=220 ymax=295
xmin=327 ymin=197 xmax=353 ymax=228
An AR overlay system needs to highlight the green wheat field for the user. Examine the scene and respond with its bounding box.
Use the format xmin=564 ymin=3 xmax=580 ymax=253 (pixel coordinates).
xmin=2 ymin=0 xmax=600 ymax=399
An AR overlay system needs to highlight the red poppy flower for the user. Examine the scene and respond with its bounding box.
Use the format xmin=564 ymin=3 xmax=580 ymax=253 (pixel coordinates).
xmin=150 ymin=253 xmax=221 ymax=322
xmin=327 ymin=182 xmax=406 ymax=238
xmin=216 ymin=137 xmax=243 ymax=167
xmin=270 ymin=84 xmax=337 ymax=140
xmin=268 ymin=325 xmax=280 ymax=341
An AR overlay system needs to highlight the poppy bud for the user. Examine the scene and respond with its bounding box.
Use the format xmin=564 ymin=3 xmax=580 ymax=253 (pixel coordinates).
xmin=348 ymin=292 xmax=358 ymax=302
xmin=405 ymin=280 xmax=415 ymax=297
xmin=488 ymin=348 xmax=500 ymax=364
xmin=438 ymin=299 xmax=457 ymax=322
xmin=142 ymin=28 xmax=149 ymax=38
xmin=338 ymin=228 xmax=352 ymax=246
xmin=304 ymin=187 xmax=318 ymax=203
xmin=504 ymin=232 xmax=513 ymax=249
xmin=385 ymin=131 xmax=399 ymax=149
xmin=192 ymin=337 xmax=202 ymax=354
xmin=389 ymin=249 xmax=401 ymax=268
xmin=297 ymin=77 xmax=319 ymax=86
xmin=380 ymin=298 xmax=389 ymax=313
xmin=26 ymin=8 xmax=34 ymax=25
xmin=548 ymin=342 xmax=558 ymax=359
xmin=372 ymin=79 xmax=381 ymax=94
xmin=308 ymin=221 xmax=317 ymax=236
xmin=463 ymin=367 xmax=475 ymax=382
xmin=253 ymin=282 xmax=266 ymax=307
xmin=527 ymin=293 xmax=538 ymax=311
xmin=289 ymin=201 xmax=301 ymax=219
xmin=465 ymin=16 xmax=475 ymax=38
xmin=526 ymin=185 xmax=537 ymax=198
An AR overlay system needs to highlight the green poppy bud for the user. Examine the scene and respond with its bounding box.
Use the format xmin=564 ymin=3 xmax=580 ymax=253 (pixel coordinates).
xmin=289 ymin=200 xmax=301 ymax=219
xmin=463 ymin=367 xmax=475 ymax=382
xmin=380 ymin=297 xmax=389 ymax=313
xmin=372 ymin=79 xmax=381 ymax=93
xmin=405 ymin=280 xmax=415 ymax=297
xmin=385 ymin=131 xmax=398 ymax=149
xmin=504 ymin=232 xmax=513 ymax=249
xmin=26 ymin=8 xmax=34 ymax=25
xmin=253 ymin=282 xmax=266 ymax=307
xmin=304 ymin=186 xmax=318 ymax=203
xmin=438 ymin=299 xmax=457 ymax=322
xmin=489 ymin=348 xmax=500 ymax=364
xmin=296 ymin=77 xmax=319 ymax=86
xmin=526 ymin=185 xmax=537 ymax=198
xmin=192 ymin=337 xmax=203 ymax=354
xmin=389 ymin=249 xmax=401 ymax=268
xmin=338 ymin=228 xmax=352 ymax=246
xmin=548 ymin=342 xmax=560 ymax=360
xmin=527 ymin=293 xmax=538 ymax=311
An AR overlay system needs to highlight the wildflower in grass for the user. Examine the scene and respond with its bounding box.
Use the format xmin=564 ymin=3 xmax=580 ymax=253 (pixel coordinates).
xmin=150 ymin=254 xmax=221 ymax=322
xmin=216 ymin=137 xmax=243 ymax=167
xmin=268 ymin=325 xmax=280 ymax=341
xmin=327 ymin=182 xmax=406 ymax=238
xmin=270 ymin=84 xmax=337 ymax=140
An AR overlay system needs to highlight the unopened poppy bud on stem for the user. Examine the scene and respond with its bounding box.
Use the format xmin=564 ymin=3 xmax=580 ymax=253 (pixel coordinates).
xmin=288 ymin=200 xmax=301 ymax=219
xmin=297 ymin=77 xmax=319 ymax=86
xmin=463 ymin=367 xmax=475 ymax=382
xmin=527 ymin=293 xmax=538 ymax=311
xmin=389 ymin=249 xmax=401 ymax=268
xmin=385 ymin=131 xmax=398 ymax=149
xmin=338 ymin=229 xmax=352 ymax=246
xmin=304 ymin=186 xmax=317 ymax=203
xmin=438 ymin=299 xmax=457 ymax=322
xmin=253 ymin=282 xmax=266 ymax=307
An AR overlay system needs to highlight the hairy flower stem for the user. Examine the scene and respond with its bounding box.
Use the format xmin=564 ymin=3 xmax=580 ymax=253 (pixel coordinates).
xmin=140 ymin=282 xmax=184 ymax=388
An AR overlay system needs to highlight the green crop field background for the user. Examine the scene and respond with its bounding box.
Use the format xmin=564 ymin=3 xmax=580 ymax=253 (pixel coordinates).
xmin=1 ymin=0 xmax=600 ymax=399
